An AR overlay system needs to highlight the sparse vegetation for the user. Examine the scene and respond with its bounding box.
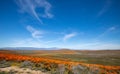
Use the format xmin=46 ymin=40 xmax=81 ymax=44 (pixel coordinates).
xmin=0 ymin=60 xmax=11 ymax=68
xmin=0 ymin=50 xmax=120 ymax=74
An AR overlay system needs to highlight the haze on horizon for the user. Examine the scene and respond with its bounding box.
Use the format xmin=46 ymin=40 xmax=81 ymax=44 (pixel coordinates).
xmin=0 ymin=0 xmax=120 ymax=49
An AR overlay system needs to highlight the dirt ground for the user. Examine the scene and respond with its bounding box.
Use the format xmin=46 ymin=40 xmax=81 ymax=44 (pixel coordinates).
xmin=0 ymin=66 xmax=46 ymax=74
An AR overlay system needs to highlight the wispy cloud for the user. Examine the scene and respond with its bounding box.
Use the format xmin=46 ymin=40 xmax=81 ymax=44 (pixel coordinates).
xmin=15 ymin=0 xmax=53 ymax=24
xmin=63 ymin=32 xmax=77 ymax=41
xmin=71 ymin=26 xmax=118 ymax=49
xmin=74 ymin=42 xmax=120 ymax=49
xmin=95 ymin=26 xmax=116 ymax=40
xmin=26 ymin=25 xmax=44 ymax=39
xmin=92 ymin=43 xmax=120 ymax=49
xmin=77 ymin=42 xmax=100 ymax=48
xmin=97 ymin=0 xmax=112 ymax=17
xmin=44 ymin=38 xmax=61 ymax=44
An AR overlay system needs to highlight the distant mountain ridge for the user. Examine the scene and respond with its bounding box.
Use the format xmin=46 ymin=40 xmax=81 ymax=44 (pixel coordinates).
xmin=0 ymin=47 xmax=120 ymax=50
xmin=0 ymin=47 xmax=59 ymax=50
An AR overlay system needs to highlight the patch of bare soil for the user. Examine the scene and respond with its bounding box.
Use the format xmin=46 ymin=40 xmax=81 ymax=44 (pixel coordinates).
xmin=0 ymin=66 xmax=47 ymax=74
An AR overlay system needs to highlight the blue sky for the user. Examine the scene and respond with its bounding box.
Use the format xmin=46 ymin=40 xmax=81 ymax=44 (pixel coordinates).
xmin=0 ymin=0 xmax=120 ymax=49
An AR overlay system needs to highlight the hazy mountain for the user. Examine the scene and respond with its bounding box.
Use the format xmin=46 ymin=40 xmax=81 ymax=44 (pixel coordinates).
xmin=0 ymin=47 xmax=59 ymax=50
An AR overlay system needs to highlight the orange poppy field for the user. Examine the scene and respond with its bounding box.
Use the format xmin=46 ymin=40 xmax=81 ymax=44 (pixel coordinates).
xmin=0 ymin=50 xmax=120 ymax=74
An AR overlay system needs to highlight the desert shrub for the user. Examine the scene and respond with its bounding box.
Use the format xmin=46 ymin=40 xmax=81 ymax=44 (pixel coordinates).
xmin=32 ymin=62 xmax=50 ymax=72
xmin=37 ymin=62 xmax=58 ymax=72
xmin=72 ymin=65 xmax=85 ymax=74
xmin=49 ymin=68 xmax=57 ymax=74
xmin=27 ymin=71 xmax=31 ymax=74
xmin=65 ymin=67 xmax=74 ymax=74
xmin=48 ymin=64 xmax=59 ymax=74
xmin=87 ymin=67 xmax=101 ymax=74
xmin=71 ymin=64 xmax=102 ymax=74
xmin=81 ymin=67 xmax=101 ymax=74
xmin=57 ymin=64 xmax=65 ymax=74
xmin=48 ymin=63 xmax=58 ymax=73
xmin=20 ymin=60 xmax=34 ymax=69
xmin=0 ymin=60 xmax=11 ymax=68
xmin=11 ymin=62 xmax=21 ymax=66
xmin=56 ymin=64 xmax=74 ymax=74
xmin=33 ymin=62 xmax=46 ymax=71
xmin=74 ymin=65 xmax=98 ymax=74
xmin=8 ymin=70 xmax=17 ymax=74
xmin=0 ymin=71 xmax=9 ymax=74
xmin=0 ymin=70 xmax=17 ymax=74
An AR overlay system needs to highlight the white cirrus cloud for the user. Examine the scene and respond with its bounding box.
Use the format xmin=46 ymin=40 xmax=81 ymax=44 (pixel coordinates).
xmin=26 ymin=25 xmax=43 ymax=39
xmin=95 ymin=26 xmax=116 ymax=40
xmin=15 ymin=0 xmax=53 ymax=24
xmin=63 ymin=32 xmax=77 ymax=41
xmin=97 ymin=0 xmax=112 ymax=17
xmin=108 ymin=26 xmax=116 ymax=31
xmin=74 ymin=42 xmax=120 ymax=49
